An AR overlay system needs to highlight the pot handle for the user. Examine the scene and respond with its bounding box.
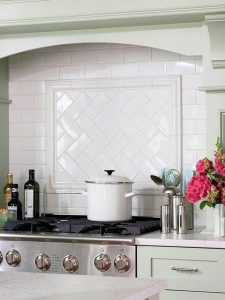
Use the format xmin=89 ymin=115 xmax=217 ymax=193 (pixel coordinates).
xmin=125 ymin=192 xmax=138 ymax=198
xmin=104 ymin=170 xmax=115 ymax=176
xmin=78 ymin=190 xmax=88 ymax=196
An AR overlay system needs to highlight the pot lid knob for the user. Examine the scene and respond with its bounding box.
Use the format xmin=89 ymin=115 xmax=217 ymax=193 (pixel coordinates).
xmin=104 ymin=170 xmax=115 ymax=176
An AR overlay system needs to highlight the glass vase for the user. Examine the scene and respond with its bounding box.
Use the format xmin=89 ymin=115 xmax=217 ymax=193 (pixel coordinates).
xmin=213 ymin=204 xmax=225 ymax=237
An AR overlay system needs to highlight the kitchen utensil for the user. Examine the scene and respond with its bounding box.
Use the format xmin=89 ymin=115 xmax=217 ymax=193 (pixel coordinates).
xmin=160 ymin=205 xmax=170 ymax=234
xmin=171 ymin=195 xmax=182 ymax=230
xmin=162 ymin=169 xmax=181 ymax=187
xmin=80 ymin=170 xmax=137 ymax=222
xmin=177 ymin=202 xmax=187 ymax=234
xmin=162 ymin=186 xmax=178 ymax=195
xmin=150 ymin=175 xmax=163 ymax=186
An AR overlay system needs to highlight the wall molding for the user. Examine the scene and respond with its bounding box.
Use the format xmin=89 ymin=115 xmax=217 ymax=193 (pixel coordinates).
xmin=0 ymin=98 xmax=11 ymax=104
xmin=205 ymin=14 xmax=225 ymax=69
xmin=198 ymin=85 xmax=225 ymax=92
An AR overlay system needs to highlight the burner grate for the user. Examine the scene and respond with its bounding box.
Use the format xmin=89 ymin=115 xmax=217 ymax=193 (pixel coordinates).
xmin=4 ymin=215 xmax=160 ymax=236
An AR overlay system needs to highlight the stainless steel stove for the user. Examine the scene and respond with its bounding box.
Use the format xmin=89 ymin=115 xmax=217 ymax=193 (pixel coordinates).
xmin=0 ymin=215 xmax=160 ymax=277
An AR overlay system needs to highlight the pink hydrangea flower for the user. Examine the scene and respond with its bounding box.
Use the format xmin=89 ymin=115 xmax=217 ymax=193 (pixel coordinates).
xmin=185 ymin=175 xmax=211 ymax=204
xmin=196 ymin=158 xmax=213 ymax=175
xmin=221 ymin=187 xmax=225 ymax=205
xmin=215 ymin=156 xmax=225 ymax=177
xmin=206 ymin=185 xmax=219 ymax=204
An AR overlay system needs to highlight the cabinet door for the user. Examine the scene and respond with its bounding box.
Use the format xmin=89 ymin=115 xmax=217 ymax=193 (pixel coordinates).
xmin=137 ymin=246 xmax=225 ymax=293
xmin=160 ymin=290 xmax=225 ymax=300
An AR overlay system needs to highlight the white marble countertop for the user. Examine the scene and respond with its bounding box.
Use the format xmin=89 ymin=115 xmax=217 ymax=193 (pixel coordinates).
xmin=0 ymin=272 xmax=166 ymax=300
xmin=135 ymin=228 xmax=225 ymax=248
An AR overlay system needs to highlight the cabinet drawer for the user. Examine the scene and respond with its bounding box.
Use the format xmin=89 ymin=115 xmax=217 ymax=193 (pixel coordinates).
xmin=160 ymin=290 xmax=225 ymax=300
xmin=137 ymin=246 xmax=225 ymax=293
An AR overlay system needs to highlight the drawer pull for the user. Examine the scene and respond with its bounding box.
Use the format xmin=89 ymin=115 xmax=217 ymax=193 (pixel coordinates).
xmin=171 ymin=266 xmax=199 ymax=272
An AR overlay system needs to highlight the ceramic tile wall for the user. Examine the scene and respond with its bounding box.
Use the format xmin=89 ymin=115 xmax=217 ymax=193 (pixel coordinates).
xmin=8 ymin=43 xmax=206 ymax=226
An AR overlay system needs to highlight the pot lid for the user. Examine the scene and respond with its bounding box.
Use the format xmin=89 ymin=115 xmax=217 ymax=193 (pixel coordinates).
xmin=85 ymin=170 xmax=133 ymax=184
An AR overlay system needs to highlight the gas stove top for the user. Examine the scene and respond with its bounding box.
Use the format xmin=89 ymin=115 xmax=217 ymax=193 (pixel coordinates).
xmin=0 ymin=215 xmax=160 ymax=277
xmin=4 ymin=215 xmax=160 ymax=236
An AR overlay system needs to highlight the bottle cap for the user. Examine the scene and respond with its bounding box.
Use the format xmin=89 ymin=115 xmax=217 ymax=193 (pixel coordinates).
xmin=12 ymin=184 xmax=18 ymax=193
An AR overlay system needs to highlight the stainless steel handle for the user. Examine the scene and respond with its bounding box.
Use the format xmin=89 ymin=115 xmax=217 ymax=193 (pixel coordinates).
xmin=171 ymin=266 xmax=199 ymax=272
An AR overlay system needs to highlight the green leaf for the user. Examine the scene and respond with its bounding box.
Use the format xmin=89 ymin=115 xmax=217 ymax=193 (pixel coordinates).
xmin=206 ymin=202 xmax=213 ymax=208
xmin=200 ymin=201 xmax=208 ymax=210
xmin=213 ymin=173 xmax=225 ymax=181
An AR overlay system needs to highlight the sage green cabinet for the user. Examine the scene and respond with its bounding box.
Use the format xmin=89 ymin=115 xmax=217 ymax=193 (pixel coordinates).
xmin=0 ymin=58 xmax=9 ymax=206
xmin=137 ymin=246 xmax=225 ymax=299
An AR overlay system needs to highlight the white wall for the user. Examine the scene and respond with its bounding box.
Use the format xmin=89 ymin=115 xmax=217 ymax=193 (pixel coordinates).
xmin=8 ymin=43 xmax=206 ymax=226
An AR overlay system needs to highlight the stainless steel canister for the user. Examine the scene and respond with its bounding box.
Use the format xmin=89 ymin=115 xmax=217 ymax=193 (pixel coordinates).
xmin=160 ymin=205 xmax=170 ymax=234
xmin=171 ymin=195 xmax=194 ymax=230
xmin=171 ymin=195 xmax=181 ymax=230
xmin=183 ymin=197 xmax=194 ymax=230
xmin=177 ymin=203 xmax=187 ymax=234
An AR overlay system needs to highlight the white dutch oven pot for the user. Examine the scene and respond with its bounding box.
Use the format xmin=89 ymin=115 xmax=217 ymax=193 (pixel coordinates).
xmin=81 ymin=170 xmax=137 ymax=222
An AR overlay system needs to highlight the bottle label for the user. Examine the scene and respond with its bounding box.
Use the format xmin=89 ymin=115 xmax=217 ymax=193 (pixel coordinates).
xmin=4 ymin=190 xmax=12 ymax=208
xmin=8 ymin=206 xmax=17 ymax=221
xmin=25 ymin=189 xmax=34 ymax=218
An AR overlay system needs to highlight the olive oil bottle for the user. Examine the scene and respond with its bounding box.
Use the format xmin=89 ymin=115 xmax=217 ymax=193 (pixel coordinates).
xmin=3 ymin=173 xmax=13 ymax=209
xmin=24 ymin=169 xmax=40 ymax=219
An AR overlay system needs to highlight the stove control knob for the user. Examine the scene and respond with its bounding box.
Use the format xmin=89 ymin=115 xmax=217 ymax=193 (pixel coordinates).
xmin=6 ymin=250 xmax=21 ymax=267
xmin=63 ymin=255 xmax=79 ymax=273
xmin=35 ymin=254 xmax=51 ymax=271
xmin=114 ymin=254 xmax=131 ymax=273
xmin=0 ymin=251 xmax=3 ymax=264
xmin=94 ymin=254 xmax=111 ymax=272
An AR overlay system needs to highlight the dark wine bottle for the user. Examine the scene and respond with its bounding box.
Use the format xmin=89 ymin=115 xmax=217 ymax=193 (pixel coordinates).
xmin=24 ymin=169 xmax=39 ymax=219
xmin=7 ymin=184 xmax=22 ymax=220
xmin=3 ymin=173 xmax=13 ymax=209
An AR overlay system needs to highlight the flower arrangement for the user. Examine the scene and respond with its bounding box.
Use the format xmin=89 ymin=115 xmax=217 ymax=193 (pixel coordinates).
xmin=185 ymin=138 xmax=225 ymax=210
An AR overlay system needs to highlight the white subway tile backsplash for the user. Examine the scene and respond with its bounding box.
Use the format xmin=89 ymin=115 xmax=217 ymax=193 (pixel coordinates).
xmin=182 ymin=90 xmax=196 ymax=104
xmin=60 ymin=65 xmax=85 ymax=79
xmin=35 ymin=67 xmax=59 ymax=80
xmin=9 ymin=150 xmax=34 ymax=165
xmin=9 ymin=110 xmax=21 ymax=122
xmin=9 ymin=123 xmax=34 ymax=137
xmin=34 ymin=123 xmax=46 ymax=136
xmin=197 ymin=120 xmax=206 ymax=134
xmin=183 ymin=134 xmax=206 ymax=150
xmin=98 ymin=48 xmax=124 ymax=63
xmin=34 ymin=151 xmax=46 ymax=164
xmin=183 ymin=120 xmax=197 ymax=134
xmin=72 ymin=50 xmax=98 ymax=64
xmin=139 ymin=61 xmax=166 ymax=76
xmin=166 ymin=61 xmax=195 ymax=75
xmin=9 ymin=67 xmax=35 ymax=81
xmin=196 ymin=90 xmax=206 ymax=104
xmin=20 ymin=81 xmax=46 ymax=95
xmin=183 ymin=104 xmax=206 ymax=120
xmin=112 ymin=63 xmax=138 ymax=77
xmin=8 ymin=43 xmax=205 ymax=226
xmin=20 ymin=109 xmax=46 ymax=122
xmin=21 ymin=52 xmax=46 ymax=67
xmin=125 ymin=47 xmax=151 ymax=62
xmin=152 ymin=48 xmax=179 ymax=61
xmin=86 ymin=64 xmax=111 ymax=78
xmin=183 ymin=149 xmax=197 ymax=165
xmin=182 ymin=74 xmax=203 ymax=89
xmin=46 ymin=51 xmax=72 ymax=66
